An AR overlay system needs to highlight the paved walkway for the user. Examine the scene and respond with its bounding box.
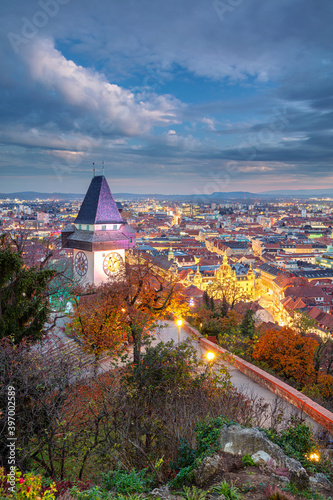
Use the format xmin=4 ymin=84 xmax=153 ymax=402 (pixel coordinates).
xmin=152 ymin=321 xmax=322 ymax=432
xmin=47 ymin=315 xmax=322 ymax=431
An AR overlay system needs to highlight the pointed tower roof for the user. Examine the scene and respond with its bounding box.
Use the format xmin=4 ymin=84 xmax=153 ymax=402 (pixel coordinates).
xmin=75 ymin=176 xmax=123 ymax=225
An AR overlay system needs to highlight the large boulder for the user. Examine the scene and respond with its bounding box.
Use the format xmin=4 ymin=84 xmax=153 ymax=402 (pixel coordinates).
xmin=193 ymin=454 xmax=221 ymax=486
xmin=218 ymin=424 xmax=309 ymax=489
xmin=251 ymin=450 xmax=275 ymax=466
xmin=310 ymin=473 xmax=333 ymax=491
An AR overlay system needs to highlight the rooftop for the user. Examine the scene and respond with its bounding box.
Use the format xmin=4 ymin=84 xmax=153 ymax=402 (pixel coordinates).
xmin=75 ymin=176 xmax=123 ymax=225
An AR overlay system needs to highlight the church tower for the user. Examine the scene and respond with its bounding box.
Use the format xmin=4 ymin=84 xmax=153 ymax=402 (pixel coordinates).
xmin=62 ymin=175 xmax=136 ymax=286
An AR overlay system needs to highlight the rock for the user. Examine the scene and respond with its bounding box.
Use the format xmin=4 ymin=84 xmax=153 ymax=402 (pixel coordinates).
xmin=289 ymin=467 xmax=310 ymax=490
xmin=149 ymin=485 xmax=170 ymax=499
xmin=310 ymin=473 xmax=332 ymax=491
xmin=219 ymin=424 xmax=289 ymax=465
xmin=193 ymin=454 xmax=221 ymax=486
xmin=251 ymin=450 xmax=275 ymax=466
xmin=218 ymin=424 xmax=310 ymax=488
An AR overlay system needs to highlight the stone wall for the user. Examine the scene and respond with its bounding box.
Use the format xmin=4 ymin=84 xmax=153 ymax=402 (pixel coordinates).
xmin=183 ymin=322 xmax=333 ymax=433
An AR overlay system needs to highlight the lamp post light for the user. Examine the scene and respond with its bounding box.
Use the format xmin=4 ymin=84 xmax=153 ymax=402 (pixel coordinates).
xmin=176 ymin=318 xmax=183 ymax=345
xmin=206 ymin=351 xmax=215 ymax=362
xmin=206 ymin=351 xmax=215 ymax=373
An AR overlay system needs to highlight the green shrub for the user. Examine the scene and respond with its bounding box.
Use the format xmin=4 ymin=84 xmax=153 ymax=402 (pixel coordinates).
xmin=242 ymin=453 xmax=255 ymax=467
xmin=70 ymin=486 xmax=111 ymax=499
xmin=264 ymin=416 xmax=316 ymax=466
xmin=283 ymin=483 xmax=326 ymax=499
xmin=170 ymin=438 xmax=195 ymax=471
xmin=210 ymin=480 xmax=242 ymax=500
xmin=102 ymin=468 xmax=153 ymax=494
xmin=195 ymin=416 xmax=234 ymax=460
xmin=169 ymin=416 xmax=235 ymax=489
xmin=169 ymin=465 xmax=194 ymax=489
xmin=179 ymin=485 xmax=207 ymax=500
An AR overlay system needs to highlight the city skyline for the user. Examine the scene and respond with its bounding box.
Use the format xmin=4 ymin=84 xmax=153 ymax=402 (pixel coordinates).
xmin=1 ymin=0 xmax=333 ymax=194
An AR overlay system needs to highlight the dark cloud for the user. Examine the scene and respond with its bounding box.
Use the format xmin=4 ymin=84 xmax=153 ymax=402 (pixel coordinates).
xmin=0 ymin=0 xmax=333 ymax=193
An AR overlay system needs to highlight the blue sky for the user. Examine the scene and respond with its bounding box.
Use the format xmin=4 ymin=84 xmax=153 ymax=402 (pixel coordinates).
xmin=0 ymin=0 xmax=333 ymax=194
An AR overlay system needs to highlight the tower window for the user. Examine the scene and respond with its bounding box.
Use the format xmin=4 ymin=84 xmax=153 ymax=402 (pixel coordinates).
xmin=86 ymin=225 xmax=90 ymax=231
xmin=102 ymin=225 xmax=106 ymax=231
xmin=78 ymin=224 xmax=82 ymax=229
xmin=113 ymin=225 xmax=117 ymax=230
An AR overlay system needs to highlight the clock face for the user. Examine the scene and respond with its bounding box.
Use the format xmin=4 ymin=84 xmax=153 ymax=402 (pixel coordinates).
xmin=103 ymin=252 xmax=123 ymax=276
xmin=75 ymin=251 xmax=88 ymax=277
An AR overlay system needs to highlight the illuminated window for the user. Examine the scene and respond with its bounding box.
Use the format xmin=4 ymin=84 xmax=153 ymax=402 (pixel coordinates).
xmin=102 ymin=225 xmax=106 ymax=231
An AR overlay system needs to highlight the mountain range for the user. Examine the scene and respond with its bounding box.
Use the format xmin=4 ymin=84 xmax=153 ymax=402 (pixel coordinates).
xmin=1 ymin=188 xmax=333 ymax=202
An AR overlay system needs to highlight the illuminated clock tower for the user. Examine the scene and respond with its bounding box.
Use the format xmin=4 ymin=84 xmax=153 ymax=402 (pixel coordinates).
xmin=62 ymin=175 xmax=136 ymax=286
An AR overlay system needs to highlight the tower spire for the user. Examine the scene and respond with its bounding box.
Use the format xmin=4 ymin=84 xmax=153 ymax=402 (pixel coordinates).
xmin=92 ymin=162 xmax=95 ymax=178
xmin=102 ymin=161 xmax=104 ymax=176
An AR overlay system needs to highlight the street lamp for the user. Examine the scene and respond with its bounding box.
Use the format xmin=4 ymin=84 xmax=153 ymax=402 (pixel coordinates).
xmin=176 ymin=318 xmax=183 ymax=345
xmin=206 ymin=351 xmax=215 ymax=373
xmin=206 ymin=351 xmax=215 ymax=362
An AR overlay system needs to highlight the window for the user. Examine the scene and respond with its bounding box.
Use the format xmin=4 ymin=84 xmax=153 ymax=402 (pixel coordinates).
xmin=78 ymin=224 xmax=82 ymax=229
xmin=113 ymin=225 xmax=117 ymax=230
xmin=86 ymin=225 xmax=90 ymax=231
xmin=102 ymin=225 xmax=106 ymax=231
xmin=130 ymin=238 xmax=132 ymax=243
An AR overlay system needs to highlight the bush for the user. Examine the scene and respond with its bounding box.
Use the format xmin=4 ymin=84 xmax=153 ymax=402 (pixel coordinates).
xmin=0 ymin=467 xmax=57 ymax=499
xmin=195 ymin=416 xmax=234 ymax=460
xmin=169 ymin=416 xmax=235 ymax=488
xmin=264 ymin=485 xmax=293 ymax=500
xmin=241 ymin=453 xmax=255 ymax=467
xmin=180 ymin=485 xmax=207 ymax=500
xmin=102 ymin=468 xmax=153 ymax=494
xmin=210 ymin=480 xmax=242 ymax=500
xmin=264 ymin=416 xmax=316 ymax=466
xmin=70 ymin=486 xmax=110 ymax=499
xmin=170 ymin=439 xmax=195 ymax=471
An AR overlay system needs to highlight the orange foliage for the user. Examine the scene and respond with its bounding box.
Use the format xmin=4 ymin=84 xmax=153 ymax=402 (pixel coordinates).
xmin=69 ymin=292 xmax=128 ymax=361
xmin=252 ymin=327 xmax=319 ymax=386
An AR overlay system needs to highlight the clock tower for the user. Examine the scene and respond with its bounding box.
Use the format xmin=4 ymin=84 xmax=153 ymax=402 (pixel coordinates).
xmin=62 ymin=175 xmax=136 ymax=286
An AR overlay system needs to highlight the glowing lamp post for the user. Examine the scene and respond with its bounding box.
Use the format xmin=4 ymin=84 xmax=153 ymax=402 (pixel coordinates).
xmin=206 ymin=351 xmax=215 ymax=362
xmin=176 ymin=318 xmax=183 ymax=345
xmin=206 ymin=351 xmax=215 ymax=372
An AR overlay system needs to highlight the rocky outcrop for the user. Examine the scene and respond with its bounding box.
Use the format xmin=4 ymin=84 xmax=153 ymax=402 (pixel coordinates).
xmin=310 ymin=473 xmax=333 ymax=491
xmin=218 ymin=424 xmax=310 ymax=489
xmin=193 ymin=455 xmax=221 ymax=486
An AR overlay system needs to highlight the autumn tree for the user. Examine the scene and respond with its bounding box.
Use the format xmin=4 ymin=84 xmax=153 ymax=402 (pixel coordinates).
xmin=70 ymin=253 xmax=189 ymax=365
xmin=207 ymin=277 xmax=251 ymax=313
xmin=290 ymin=311 xmax=316 ymax=337
xmin=252 ymin=327 xmax=319 ymax=387
xmin=69 ymin=289 xmax=129 ymax=372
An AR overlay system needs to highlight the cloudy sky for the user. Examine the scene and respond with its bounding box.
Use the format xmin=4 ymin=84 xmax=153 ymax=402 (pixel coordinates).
xmin=1 ymin=0 xmax=332 ymax=194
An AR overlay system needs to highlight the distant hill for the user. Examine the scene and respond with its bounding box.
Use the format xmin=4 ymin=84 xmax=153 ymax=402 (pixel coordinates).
xmin=0 ymin=191 xmax=265 ymax=202
xmin=1 ymin=188 xmax=332 ymax=202
xmin=0 ymin=191 xmax=84 ymax=201
xmin=262 ymin=188 xmax=333 ymax=197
